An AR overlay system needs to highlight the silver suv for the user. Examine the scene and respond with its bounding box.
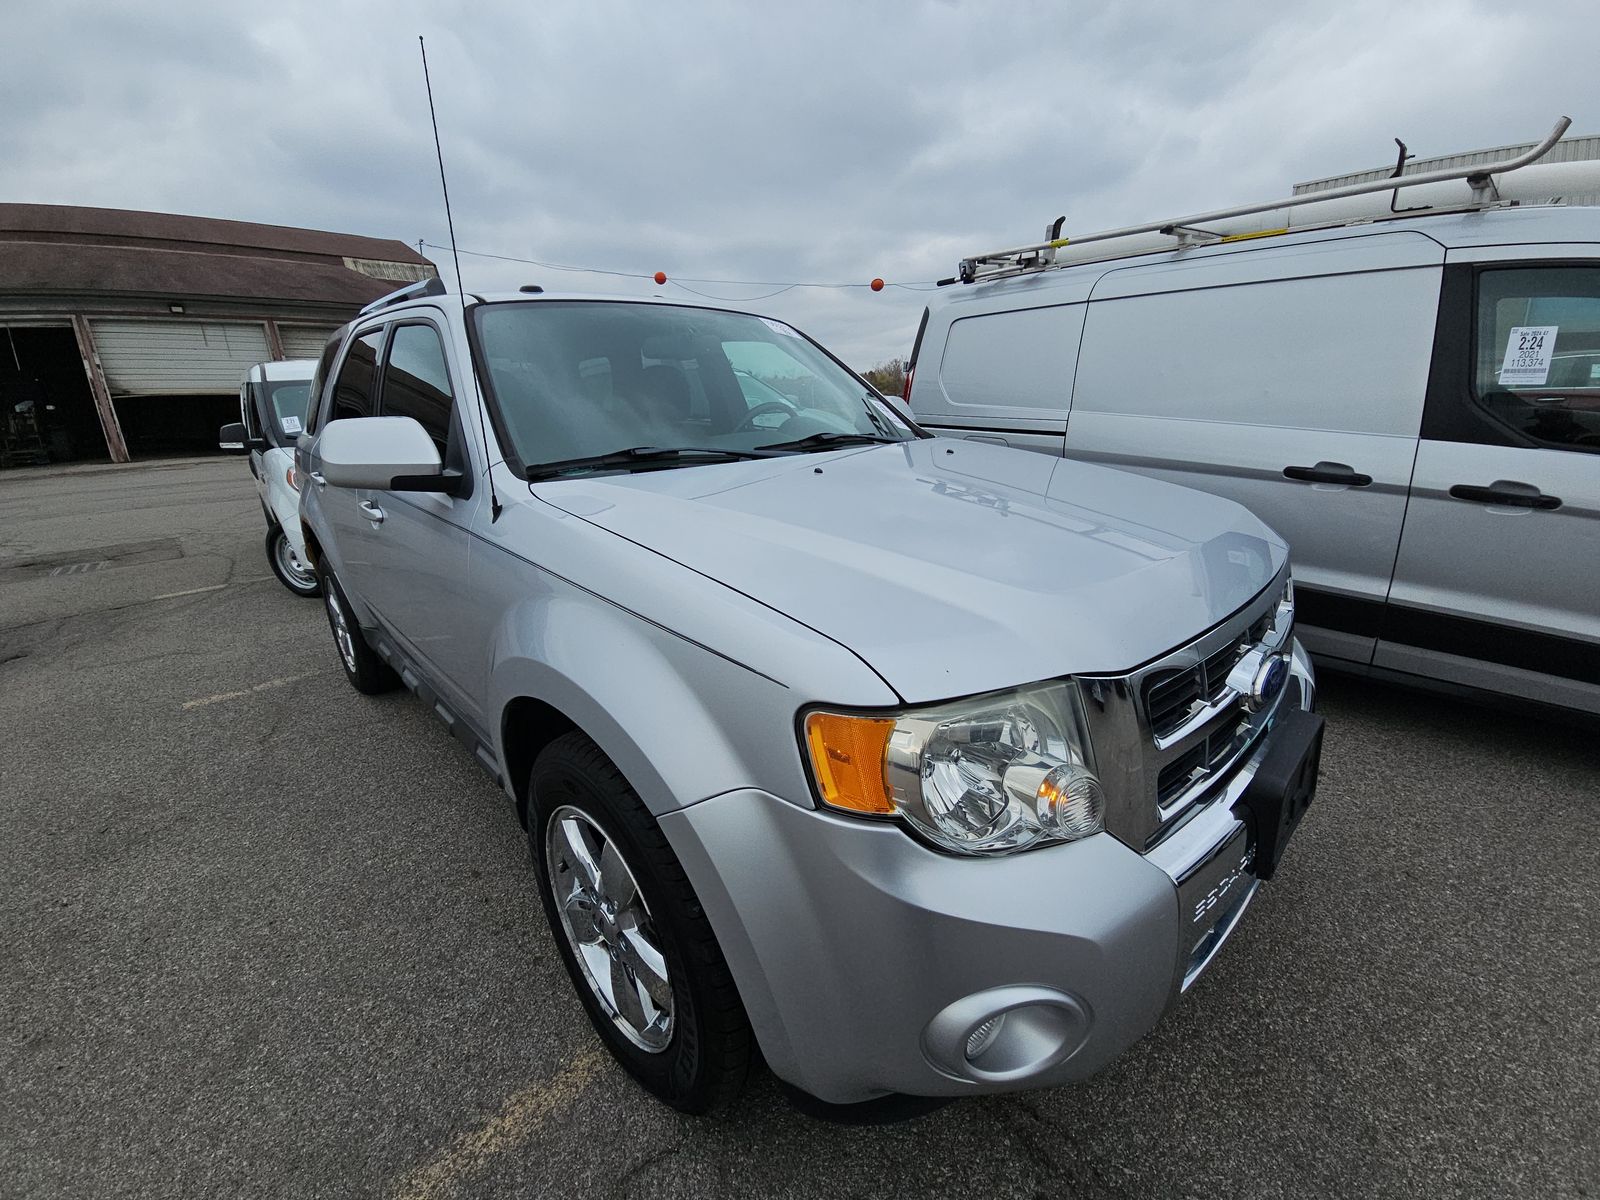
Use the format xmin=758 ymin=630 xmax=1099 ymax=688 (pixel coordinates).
xmin=296 ymin=280 xmax=1321 ymax=1115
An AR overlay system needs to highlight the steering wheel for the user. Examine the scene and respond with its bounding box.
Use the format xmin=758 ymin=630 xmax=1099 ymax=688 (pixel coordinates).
xmin=734 ymin=402 xmax=795 ymax=432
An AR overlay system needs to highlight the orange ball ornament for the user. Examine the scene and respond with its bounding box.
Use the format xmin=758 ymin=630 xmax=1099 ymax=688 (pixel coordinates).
xmin=870 ymin=278 xmax=885 ymax=292
xmin=653 ymin=271 xmax=667 ymax=285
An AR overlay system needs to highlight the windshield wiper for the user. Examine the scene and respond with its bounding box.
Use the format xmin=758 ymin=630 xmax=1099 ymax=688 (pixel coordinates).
xmin=524 ymin=445 xmax=783 ymax=482
xmin=753 ymin=431 xmax=902 ymax=453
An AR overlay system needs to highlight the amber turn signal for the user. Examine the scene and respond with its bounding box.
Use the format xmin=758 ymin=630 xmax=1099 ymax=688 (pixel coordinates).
xmin=804 ymin=711 xmax=896 ymax=815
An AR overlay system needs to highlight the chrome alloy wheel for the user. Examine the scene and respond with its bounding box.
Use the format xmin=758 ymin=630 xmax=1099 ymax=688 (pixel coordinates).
xmin=324 ymin=585 xmax=358 ymax=674
xmin=274 ymin=532 xmax=318 ymax=592
xmin=545 ymin=805 xmax=674 ymax=1052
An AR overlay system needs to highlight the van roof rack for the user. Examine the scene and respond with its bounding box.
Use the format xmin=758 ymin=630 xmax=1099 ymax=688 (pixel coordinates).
xmin=358 ymin=275 xmax=448 ymax=315
xmin=950 ymin=116 xmax=1573 ymax=286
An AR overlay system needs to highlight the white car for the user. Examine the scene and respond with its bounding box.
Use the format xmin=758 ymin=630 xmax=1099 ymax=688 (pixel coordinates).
xmin=218 ymin=360 xmax=320 ymax=597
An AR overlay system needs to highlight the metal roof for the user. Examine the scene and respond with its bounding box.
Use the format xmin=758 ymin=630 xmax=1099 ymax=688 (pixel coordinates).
xmin=0 ymin=203 xmax=437 ymax=306
xmin=1294 ymin=134 xmax=1600 ymax=195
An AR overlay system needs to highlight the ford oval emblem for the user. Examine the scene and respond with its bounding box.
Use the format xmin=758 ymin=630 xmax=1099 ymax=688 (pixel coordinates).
xmin=1248 ymin=655 xmax=1289 ymax=711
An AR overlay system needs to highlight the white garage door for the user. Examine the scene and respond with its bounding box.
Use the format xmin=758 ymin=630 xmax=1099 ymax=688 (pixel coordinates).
xmin=277 ymin=325 xmax=341 ymax=362
xmin=91 ymin=320 xmax=271 ymax=395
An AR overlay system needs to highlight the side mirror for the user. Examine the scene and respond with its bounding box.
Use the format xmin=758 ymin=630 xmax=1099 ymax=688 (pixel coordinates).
xmin=218 ymin=422 xmax=250 ymax=453
xmin=316 ymin=416 xmax=457 ymax=493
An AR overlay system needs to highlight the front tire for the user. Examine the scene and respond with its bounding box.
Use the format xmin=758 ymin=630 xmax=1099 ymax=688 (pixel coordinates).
xmin=317 ymin=563 xmax=399 ymax=694
xmin=528 ymin=732 xmax=753 ymax=1114
xmin=266 ymin=526 xmax=320 ymax=597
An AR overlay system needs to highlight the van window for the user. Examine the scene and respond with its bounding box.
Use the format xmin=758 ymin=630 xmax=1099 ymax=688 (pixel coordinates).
xmin=1473 ymin=267 xmax=1600 ymax=454
xmin=327 ymin=328 xmax=385 ymax=424
xmin=382 ymin=323 xmax=455 ymax=453
xmin=1074 ymin=269 xmax=1441 ymax=436
xmin=267 ymin=381 xmax=312 ymax=434
xmin=936 ymin=306 xmax=1082 ymax=414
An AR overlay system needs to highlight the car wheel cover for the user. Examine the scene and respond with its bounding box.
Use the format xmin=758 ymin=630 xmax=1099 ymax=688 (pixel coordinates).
xmin=324 ymin=585 xmax=357 ymax=673
xmin=545 ymin=804 xmax=674 ymax=1053
xmin=274 ymin=531 xmax=317 ymax=592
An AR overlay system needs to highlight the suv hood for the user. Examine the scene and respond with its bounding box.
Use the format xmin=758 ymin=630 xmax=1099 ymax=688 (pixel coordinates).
xmin=534 ymin=439 xmax=1286 ymax=703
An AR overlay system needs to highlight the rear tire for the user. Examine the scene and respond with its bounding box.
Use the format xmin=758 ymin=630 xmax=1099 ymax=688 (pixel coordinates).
xmin=266 ymin=526 xmax=321 ymax=597
xmin=317 ymin=562 xmax=399 ymax=694
xmin=528 ymin=731 xmax=753 ymax=1114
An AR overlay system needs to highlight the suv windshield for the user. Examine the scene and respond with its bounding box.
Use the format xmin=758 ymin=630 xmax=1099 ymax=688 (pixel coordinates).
xmin=473 ymin=301 xmax=915 ymax=472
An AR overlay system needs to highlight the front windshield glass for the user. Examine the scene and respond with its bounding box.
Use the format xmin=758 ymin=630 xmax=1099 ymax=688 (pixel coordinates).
xmin=473 ymin=301 xmax=914 ymax=469
xmin=264 ymin=380 xmax=312 ymax=438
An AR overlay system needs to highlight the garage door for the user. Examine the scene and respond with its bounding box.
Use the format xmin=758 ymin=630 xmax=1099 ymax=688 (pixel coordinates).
xmin=277 ymin=325 xmax=341 ymax=362
xmin=91 ymin=320 xmax=271 ymax=395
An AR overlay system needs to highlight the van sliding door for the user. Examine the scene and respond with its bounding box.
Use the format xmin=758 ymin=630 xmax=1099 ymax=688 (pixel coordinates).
xmin=1064 ymin=232 xmax=1445 ymax=666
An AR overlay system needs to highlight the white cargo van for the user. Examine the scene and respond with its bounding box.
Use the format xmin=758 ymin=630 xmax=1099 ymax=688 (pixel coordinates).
xmin=907 ymin=121 xmax=1600 ymax=715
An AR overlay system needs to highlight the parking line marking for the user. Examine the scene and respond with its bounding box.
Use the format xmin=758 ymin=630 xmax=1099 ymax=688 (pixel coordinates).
xmin=390 ymin=1049 xmax=605 ymax=1200
xmin=181 ymin=671 xmax=316 ymax=710
xmin=152 ymin=584 xmax=228 ymax=600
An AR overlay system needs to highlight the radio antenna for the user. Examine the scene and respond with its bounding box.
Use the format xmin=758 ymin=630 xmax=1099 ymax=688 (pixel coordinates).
xmin=419 ymin=34 xmax=501 ymax=520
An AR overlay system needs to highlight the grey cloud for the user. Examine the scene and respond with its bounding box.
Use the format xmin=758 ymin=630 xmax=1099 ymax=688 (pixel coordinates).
xmin=2 ymin=0 xmax=1593 ymax=366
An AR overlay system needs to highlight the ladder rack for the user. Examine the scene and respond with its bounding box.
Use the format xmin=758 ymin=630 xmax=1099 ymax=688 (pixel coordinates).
xmin=951 ymin=116 xmax=1573 ymax=285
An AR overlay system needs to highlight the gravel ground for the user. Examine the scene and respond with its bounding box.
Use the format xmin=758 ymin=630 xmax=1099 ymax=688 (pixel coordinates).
xmin=2 ymin=457 xmax=1596 ymax=1200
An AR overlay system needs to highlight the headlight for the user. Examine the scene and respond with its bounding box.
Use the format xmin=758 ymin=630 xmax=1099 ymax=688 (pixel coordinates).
xmin=803 ymin=680 xmax=1103 ymax=857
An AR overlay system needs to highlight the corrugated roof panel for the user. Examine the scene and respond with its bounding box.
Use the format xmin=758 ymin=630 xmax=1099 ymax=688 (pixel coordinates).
xmin=1295 ymin=135 xmax=1600 ymax=194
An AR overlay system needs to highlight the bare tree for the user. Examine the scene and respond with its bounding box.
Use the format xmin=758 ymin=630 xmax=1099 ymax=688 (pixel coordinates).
xmin=861 ymin=357 xmax=906 ymax=397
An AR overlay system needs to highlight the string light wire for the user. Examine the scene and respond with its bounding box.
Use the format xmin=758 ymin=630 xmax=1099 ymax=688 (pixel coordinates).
xmin=420 ymin=242 xmax=943 ymax=299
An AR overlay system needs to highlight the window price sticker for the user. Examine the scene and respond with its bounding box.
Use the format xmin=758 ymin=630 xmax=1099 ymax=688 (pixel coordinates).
xmin=280 ymin=415 xmax=303 ymax=435
xmin=1498 ymin=326 xmax=1558 ymax=387
xmin=759 ymin=317 xmax=800 ymax=338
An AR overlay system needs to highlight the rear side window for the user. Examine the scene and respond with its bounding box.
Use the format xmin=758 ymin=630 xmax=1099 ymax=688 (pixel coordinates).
xmin=381 ymin=323 xmax=455 ymax=453
xmin=304 ymin=332 xmax=344 ymax=432
xmin=936 ymin=306 xmax=1082 ymax=414
xmin=1472 ymin=266 xmax=1600 ymax=454
xmin=327 ymin=328 xmax=384 ymax=423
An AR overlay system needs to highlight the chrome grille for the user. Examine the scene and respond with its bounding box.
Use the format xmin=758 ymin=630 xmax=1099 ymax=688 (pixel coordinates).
xmin=1142 ymin=638 xmax=1250 ymax=741
xmin=1079 ymin=571 xmax=1295 ymax=853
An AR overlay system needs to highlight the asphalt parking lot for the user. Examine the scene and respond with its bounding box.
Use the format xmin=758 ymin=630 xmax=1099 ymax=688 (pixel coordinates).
xmin=2 ymin=457 xmax=1597 ymax=1200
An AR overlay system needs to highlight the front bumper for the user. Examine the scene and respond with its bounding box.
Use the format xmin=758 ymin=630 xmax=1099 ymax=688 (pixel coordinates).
xmin=660 ymin=642 xmax=1317 ymax=1105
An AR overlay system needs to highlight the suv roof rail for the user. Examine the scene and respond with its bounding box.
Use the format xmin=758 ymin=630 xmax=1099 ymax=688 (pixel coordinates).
xmin=952 ymin=116 xmax=1573 ymax=286
xmin=358 ymin=275 xmax=448 ymax=315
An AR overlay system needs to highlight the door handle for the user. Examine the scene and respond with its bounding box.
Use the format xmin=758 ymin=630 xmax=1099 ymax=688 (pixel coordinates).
xmin=1447 ymin=481 xmax=1562 ymax=510
xmin=309 ymin=471 xmax=326 ymax=490
xmin=1282 ymin=462 xmax=1373 ymax=487
xmin=358 ymin=500 xmax=386 ymax=524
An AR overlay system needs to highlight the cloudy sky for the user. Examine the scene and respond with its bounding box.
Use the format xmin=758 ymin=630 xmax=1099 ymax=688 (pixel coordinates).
xmin=2 ymin=1 xmax=1591 ymax=366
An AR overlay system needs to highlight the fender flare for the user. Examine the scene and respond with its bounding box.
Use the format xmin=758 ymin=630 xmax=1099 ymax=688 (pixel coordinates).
xmin=487 ymin=594 xmax=795 ymax=820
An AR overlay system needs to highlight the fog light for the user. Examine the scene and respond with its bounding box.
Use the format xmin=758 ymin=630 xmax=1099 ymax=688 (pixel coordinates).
xmin=923 ymin=986 xmax=1092 ymax=1084
xmin=965 ymin=1013 xmax=1006 ymax=1061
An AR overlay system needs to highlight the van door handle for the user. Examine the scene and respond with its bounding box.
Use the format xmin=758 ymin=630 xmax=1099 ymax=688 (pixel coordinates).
xmin=1283 ymin=462 xmax=1373 ymax=487
xmin=1448 ymin=481 xmax=1562 ymax=510
xmin=358 ymin=500 xmax=386 ymax=525
xmin=308 ymin=471 xmax=326 ymax=490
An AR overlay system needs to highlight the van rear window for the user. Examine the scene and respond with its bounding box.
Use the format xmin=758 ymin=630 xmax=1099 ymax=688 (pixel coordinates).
xmin=936 ymin=306 xmax=1082 ymax=414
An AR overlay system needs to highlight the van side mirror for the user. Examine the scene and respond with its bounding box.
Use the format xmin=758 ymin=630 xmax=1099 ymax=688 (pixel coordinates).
xmin=315 ymin=416 xmax=460 ymax=494
xmin=218 ymin=422 xmax=259 ymax=453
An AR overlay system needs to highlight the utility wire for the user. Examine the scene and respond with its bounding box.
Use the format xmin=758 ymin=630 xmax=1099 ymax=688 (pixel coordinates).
xmin=419 ymin=241 xmax=943 ymax=297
